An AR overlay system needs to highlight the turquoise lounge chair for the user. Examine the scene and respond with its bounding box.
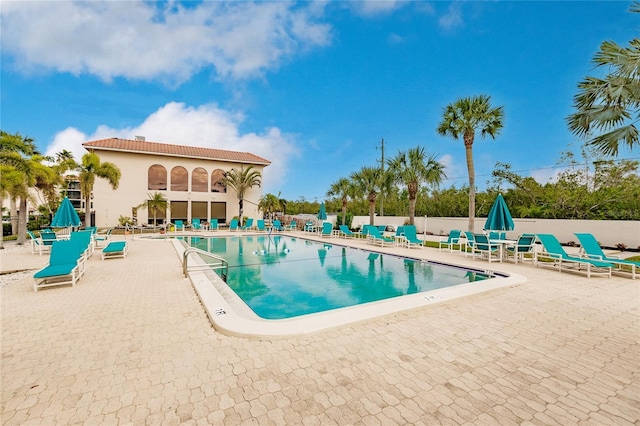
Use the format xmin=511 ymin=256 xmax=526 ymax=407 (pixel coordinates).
xmin=33 ymin=240 xmax=82 ymax=291
xmin=228 ymin=219 xmax=239 ymax=231
xmin=27 ymin=230 xmax=50 ymax=255
xmin=102 ymin=241 xmax=129 ymax=260
xmin=575 ymin=233 xmax=638 ymax=279
xmin=285 ymin=221 xmax=297 ymax=231
xmin=208 ymin=218 xmax=219 ymax=231
xmin=536 ymin=234 xmax=611 ymax=278
xmin=439 ymin=230 xmax=462 ymax=252
xmin=462 ymin=231 xmax=476 ymax=258
xmin=402 ymin=225 xmax=424 ymax=249
xmin=174 ymin=220 xmax=185 ymax=232
xmin=95 ymin=228 xmax=113 ymax=247
xmin=338 ymin=225 xmax=357 ymax=239
xmin=41 ymin=229 xmax=59 ymax=247
xmin=240 ymin=218 xmax=254 ymax=230
xmin=191 ymin=218 xmax=202 ymax=231
xmin=320 ymin=222 xmax=334 ymax=238
xmin=366 ymin=226 xmax=395 ymax=247
xmin=272 ymin=220 xmax=284 ymax=232
xmin=256 ymin=220 xmax=266 ymax=232
xmin=505 ymin=234 xmax=536 ymax=264
xmin=472 ymin=234 xmax=501 ymax=262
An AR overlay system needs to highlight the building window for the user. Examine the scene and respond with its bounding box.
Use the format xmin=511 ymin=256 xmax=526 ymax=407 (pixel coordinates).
xmin=211 ymin=169 xmax=226 ymax=193
xmin=192 ymin=167 xmax=208 ymax=192
xmin=171 ymin=166 xmax=188 ymax=192
xmin=148 ymin=165 xmax=167 ymax=190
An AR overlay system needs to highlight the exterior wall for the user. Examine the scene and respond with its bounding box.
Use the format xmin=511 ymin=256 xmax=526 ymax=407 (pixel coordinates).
xmin=350 ymin=216 xmax=640 ymax=249
xmin=91 ymin=150 xmax=265 ymax=227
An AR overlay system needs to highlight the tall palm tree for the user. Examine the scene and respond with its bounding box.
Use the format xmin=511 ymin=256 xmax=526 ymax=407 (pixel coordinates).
xmin=351 ymin=166 xmax=383 ymax=225
xmin=327 ymin=177 xmax=354 ymax=226
xmin=222 ymin=165 xmax=262 ymax=225
xmin=258 ymin=193 xmax=280 ymax=222
xmin=567 ymin=31 xmax=640 ymax=155
xmin=137 ymin=192 xmax=168 ymax=225
xmin=78 ymin=152 xmax=121 ymax=227
xmin=387 ymin=147 xmax=446 ymax=225
xmin=437 ymin=95 xmax=504 ymax=231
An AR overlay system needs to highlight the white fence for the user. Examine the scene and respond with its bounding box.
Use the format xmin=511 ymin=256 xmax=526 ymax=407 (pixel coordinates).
xmin=343 ymin=216 xmax=640 ymax=249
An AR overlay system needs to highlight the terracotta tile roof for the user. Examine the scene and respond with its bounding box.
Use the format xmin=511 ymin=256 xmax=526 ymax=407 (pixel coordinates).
xmin=82 ymin=138 xmax=271 ymax=165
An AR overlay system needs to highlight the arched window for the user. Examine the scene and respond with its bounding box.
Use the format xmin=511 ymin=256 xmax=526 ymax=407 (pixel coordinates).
xmin=192 ymin=167 xmax=208 ymax=192
xmin=211 ymin=169 xmax=226 ymax=193
xmin=148 ymin=164 xmax=167 ymax=190
xmin=171 ymin=166 xmax=188 ymax=192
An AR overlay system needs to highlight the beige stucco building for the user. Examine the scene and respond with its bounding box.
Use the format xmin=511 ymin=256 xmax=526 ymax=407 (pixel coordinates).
xmin=82 ymin=137 xmax=270 ymax=228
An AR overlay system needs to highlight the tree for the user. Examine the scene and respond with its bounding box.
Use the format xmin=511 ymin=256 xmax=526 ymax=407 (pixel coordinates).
xmin=78 ymin=152 xmax=121 ymax=227
xmin=351 ymin=166 xmax=383 ymax=225
xmin=327 ymin=177 xmax=354 ymax=226
xmin=258 ymin=193 xmax=281 ymax=222
xmin=222 ymin=165 xmax=262 ymax=225
xmin=567 ymin=3 xmax=640 ymax=156
xmin=387 ymin=146 xmax=446 ymax=225
xmin=137 ymin=192 xmax=168 ymax=225
xmin=437 ymin=95 xmax=504 ymax=231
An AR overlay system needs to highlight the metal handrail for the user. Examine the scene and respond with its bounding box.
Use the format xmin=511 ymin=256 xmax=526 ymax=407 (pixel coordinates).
xmin=182 ymin=247 xmax=228 ymax=281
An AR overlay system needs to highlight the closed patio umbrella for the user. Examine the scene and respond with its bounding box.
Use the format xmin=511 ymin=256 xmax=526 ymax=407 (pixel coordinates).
xmin=484 ymin=194 xmax=514 ymax=232
xmin=51 ymin=197 xmax=81 ymax=228
xmin=317 ymin=202 xmax=327 ymax=221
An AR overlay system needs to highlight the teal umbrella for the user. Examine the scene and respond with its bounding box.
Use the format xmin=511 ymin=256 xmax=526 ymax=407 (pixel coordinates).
xmin=484 ymin=194 xmax=514 ymax=231
xmin=317 ymin=202 xmax=327 ymax=220
xmin=51 ymin=197 xmax=81 ymax=227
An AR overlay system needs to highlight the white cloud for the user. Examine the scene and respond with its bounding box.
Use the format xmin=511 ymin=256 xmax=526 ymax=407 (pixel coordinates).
xmin=1 ymin=1 xmax=332 ymax=83
xmin=439 ymin=2 xmax=464 ymax=31
xmin=439 ymin=154 xmax=467 ymax=186
xmin=530 ymin=167 xmax=563 ymax=185
xmin=45 ymin=102 xmax=298 ymax=191
xmin=350 ymin=1 xmax=405 ymax=17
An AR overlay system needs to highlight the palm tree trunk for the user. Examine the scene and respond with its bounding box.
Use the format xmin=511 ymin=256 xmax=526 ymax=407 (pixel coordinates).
xmin=465 ymin=135 xmax=475 ymax=232
xmin=17 ymin=197 xmax=27 ymax=245
xmin=368 ymin=194 xmax=376 ymax=225
xmin=341 ymin=198 xmax=347 ymax=225
xmin=85 ymin=194 xmax=91 ymax=228
xmin=10 ymin=199 xmax=18 ymax=235
xmin=408 ymin=197 xmax=416 ymax=225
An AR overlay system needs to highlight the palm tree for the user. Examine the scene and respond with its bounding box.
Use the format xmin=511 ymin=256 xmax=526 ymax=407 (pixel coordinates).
xmin=567 ymin=11 xmax=640 ymax=156
xmin=78 ymin=152 xmax=121 ymax=227
xmin=351 ymin=166 xmax=383 ymax=225
xmin=387 ymin=147 xmax=446 ymax=225
xmin=437 ymin=95 xmax=504 ymax=231
xmin=258 ymin=193 xmax=280 ymax=222
xmin=137 ymin=192 xmax=168 ymax=226
xmin=327 ymin=177 xmax=354 ymax=226
xmin=222 ymin=165 xmax=262 ymax=225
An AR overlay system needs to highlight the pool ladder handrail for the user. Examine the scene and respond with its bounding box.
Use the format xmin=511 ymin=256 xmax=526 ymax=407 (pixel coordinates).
xmin=182 ymin=247 xmax=229 ymax=281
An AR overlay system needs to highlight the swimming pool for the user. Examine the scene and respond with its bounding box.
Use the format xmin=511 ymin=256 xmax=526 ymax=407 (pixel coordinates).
xmin=182 ymin=235 xmax=496 ymax=319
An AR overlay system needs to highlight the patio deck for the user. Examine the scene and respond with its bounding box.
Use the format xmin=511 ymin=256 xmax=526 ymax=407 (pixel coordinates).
xmin=1 ymin=232 xmax=638 ymax=425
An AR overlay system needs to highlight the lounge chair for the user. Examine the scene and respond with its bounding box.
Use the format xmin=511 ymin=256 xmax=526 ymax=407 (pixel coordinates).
xmin=472 ymin=234 xmax=501 ymax=262
xmin=575 ymin=233 xmax=638 ymax=279
xmin=462 ymin=231 xmax=477 ymax=258
xmin=33 ymin=240 xmax=82 ymax=291
xmin=402 ymin=225 xmax=424 ymax=249
xmin=69 ymin=231 xmax=94 ymax=276
xmin=191 ymin=218 xmax=202 ymax=231
xmin=272 ymin=220 xmax=284 ymax=232
xmin=41 ymin=229 xmax=59 ymax=246
xmin=240 ymin=218 xmax=254 ymax=231
xmin=320 ymin=222 xmax=334 ymax=238
xmin=505 ymin=234 xmax=536 ymax=264
xmin=439 ymin=230 xmax=462 ymax=252
xmin=285 ymin=221 xmax=297 ymax=231
xmin=256 ymin=220 xmax=266 ymax=232
xmin=488 ymin=231 xmax=507 ymax=240
xmin=338 ymin=225 xmax=357 ymax=239
xmin=228 ymin=219 xmax=239 ymax=231
xmin=535 ymin=234 xmax=611 ymax=278
xmin=102 ymin=241 xmax=129 ymax=260
xmin=208 ymin=218 xmax=219 ymax=231
xmin=27 ymin=230 xmax=50 ymax=255
xmin=174 ymin=220 xmax=185 ymax=232
xmin=366 ymin=226 xmax=395 ymax=247
xmin=95 ymin=228 xmax=113 ymax=247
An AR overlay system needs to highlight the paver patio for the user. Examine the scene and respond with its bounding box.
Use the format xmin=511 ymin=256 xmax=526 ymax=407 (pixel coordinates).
xmin=1 ymin=233 xmax=638 ymax=425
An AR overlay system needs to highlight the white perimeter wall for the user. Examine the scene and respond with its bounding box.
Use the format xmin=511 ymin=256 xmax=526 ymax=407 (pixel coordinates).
xmin=346 ymin=216 xmax=640 ymax=249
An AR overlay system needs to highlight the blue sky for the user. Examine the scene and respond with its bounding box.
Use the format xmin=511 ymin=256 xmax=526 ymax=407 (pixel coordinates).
xmin=1 ymin=1 xmax=637 ymax=202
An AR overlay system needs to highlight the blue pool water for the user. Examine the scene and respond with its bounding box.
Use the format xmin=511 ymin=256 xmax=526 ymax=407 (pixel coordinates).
xmin=183 ymin=235 xmax=492 ymax=320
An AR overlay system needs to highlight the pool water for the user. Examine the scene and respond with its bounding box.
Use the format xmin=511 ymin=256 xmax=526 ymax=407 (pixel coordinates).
xmin=183 ymin=235 xmax=492 ymax=320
